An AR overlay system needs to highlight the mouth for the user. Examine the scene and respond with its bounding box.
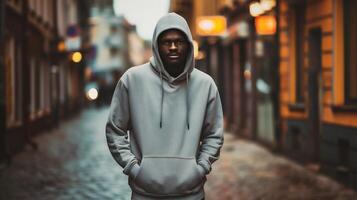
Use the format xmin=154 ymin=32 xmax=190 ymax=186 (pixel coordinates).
xmin=168 ymin=54 xmax=180 ymax=59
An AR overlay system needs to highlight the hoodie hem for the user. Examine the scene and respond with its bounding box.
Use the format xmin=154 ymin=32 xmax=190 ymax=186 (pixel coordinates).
xmin=131 ymin=188 xmax=204 ymax=200
xmin=128 ymin=175 xmax=206 ymax=199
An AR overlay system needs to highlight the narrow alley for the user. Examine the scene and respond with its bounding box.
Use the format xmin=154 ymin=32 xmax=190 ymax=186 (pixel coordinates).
xmin=0 ymin=108 xmax=355 ymax=200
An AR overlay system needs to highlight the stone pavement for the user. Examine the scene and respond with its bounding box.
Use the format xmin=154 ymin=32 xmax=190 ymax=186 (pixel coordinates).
xmin=0 ymin=107 xmax=356 ymax=200
xmin=0 ymin=108 xmax=132 ymax=200
xmin=205 ymin=134 xmax=357 ymax=200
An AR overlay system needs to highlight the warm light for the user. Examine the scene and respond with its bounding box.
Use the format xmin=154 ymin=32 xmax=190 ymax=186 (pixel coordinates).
xmin=57 ymin=41 xmax=66 ymax=52
xmin=197 ymin=16 xmax=227 ymax=36
xmin=255 ymin=16 xmax=277 ymax=35
xmin=193 ymin=40 xmax=199 ymax=59
xmin=250 ymin=2 xmax=264 ymax=17
xmin=237 ymin=21 xmax=249 ymax=38
xmin=84 ymin=67 xmax=92 ymax=80
xmin=199 ymin=20 xmax=214 ymax=31
xmin=87 ymin=88 xmax=98 ymax=101
xmin=72 ymin=52 xmax=82 ymax=63
xmin=244 ymin=69 xmax=251 ymax=80
xmin=261 ymin=0 xmax=276 ymax=11
xmin=196 ymin=51 xmax=205 ymax=60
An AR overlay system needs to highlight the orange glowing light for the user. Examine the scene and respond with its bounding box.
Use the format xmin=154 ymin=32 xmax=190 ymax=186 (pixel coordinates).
xmin=244 ymin=69 xmax=251 ymax=80
xmin=57 ymin=41 xmax=66 ymax=52
xmin=255 ymin=16 xmax=277 ymax=35
xmin=197 ymin=16 xmax=227 ymax=36
xmin=193 ymin=40 xmax=199 ymax=58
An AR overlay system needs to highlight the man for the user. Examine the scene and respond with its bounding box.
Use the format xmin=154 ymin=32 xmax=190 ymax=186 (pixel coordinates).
xmin=106 ymin=13 xmax=224 ymax=200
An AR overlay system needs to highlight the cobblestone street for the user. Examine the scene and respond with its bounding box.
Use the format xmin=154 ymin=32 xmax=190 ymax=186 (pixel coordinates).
xmin=0 ymin=108 xmax=356 ymax=200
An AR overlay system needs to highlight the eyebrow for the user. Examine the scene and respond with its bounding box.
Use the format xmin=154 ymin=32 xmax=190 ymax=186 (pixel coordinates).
xmin=160 ymin=38 xmax=186 ymax=42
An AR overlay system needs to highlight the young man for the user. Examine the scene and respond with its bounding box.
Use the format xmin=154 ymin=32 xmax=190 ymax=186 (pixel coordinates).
xmin=106 ymin=13 xmax=224 ymax=200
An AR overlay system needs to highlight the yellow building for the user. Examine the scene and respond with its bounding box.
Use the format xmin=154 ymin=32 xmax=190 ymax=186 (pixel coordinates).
xmin=279 ymin=0 xmax=357 ymax=188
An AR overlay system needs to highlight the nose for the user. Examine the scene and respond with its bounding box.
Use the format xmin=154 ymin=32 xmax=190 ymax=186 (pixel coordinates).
xmin=169 ymin=42 xmax=178 ymax=50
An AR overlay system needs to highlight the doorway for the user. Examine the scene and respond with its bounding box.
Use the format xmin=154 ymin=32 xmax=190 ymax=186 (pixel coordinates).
xmin=308 ymin=28 xmax=322 ymax=161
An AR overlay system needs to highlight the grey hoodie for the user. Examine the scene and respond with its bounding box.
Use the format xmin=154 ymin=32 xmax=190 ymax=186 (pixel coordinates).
xmin=106 ymin=13 xmax=224 ymax=200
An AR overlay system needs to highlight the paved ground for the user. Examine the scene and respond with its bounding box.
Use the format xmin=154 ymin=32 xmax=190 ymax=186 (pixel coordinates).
xmin=0 ymin=107 xmax=356 ymax=200
xmin=205 ymin=134 xmax=357 ymax=200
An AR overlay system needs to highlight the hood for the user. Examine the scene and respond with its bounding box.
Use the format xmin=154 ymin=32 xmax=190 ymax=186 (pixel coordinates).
xmin=150 ymin=12 xmax=195 ymax=84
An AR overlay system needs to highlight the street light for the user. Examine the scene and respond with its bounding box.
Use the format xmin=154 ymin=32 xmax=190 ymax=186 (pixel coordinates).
xmin=86 ymin=88 xmax=98 ymax=101
xmin=250 ymin=2 xmax=264 ymax=17
xmin=196 ymin=16 xmax=227 ymax=36
xmin=261 ymin=0 xmax=276 ymax=11
xmin=71 ymin=51 xmax=82 ymax=63
xmin=250 ymin=0 xmax=276 ymax=17
xmin=255 ymin=15 xmax=277 ymax=35
xmin=57 ymin=41 xmax=66 ymax=52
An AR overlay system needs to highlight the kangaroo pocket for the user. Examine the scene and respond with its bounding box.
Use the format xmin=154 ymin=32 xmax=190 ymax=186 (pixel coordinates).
xmin=133 ymin=156 xmax=204 ymax=195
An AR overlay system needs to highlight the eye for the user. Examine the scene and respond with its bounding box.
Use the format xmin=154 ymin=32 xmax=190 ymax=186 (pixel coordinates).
xmin=177 ymin=40 xmax=187 ymax=45
xmin=161 ymin=41 xmax=171 ymax=46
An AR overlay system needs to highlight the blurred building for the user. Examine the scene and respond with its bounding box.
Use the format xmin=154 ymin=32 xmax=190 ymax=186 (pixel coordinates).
xmin=171 ymin=0 xmax=357 ymax=189
xmin=89 ymin=9 xmax=130 ymax=73
xmin=171 ymin=0 xmax=280 ymax=146
xmin=0 ymin=0 xmax=89 ymax=162
xmin=85 ymin=0 xmax=146 ymax=106
xmin=278 ymin=0 xmax=357 ymax=188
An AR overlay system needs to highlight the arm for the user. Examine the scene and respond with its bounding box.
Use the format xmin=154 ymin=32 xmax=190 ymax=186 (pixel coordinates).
xmin=197 ymin=81 xmax=224 ymax=175
xmin=105 ymin=75 xmax=140 ymax=179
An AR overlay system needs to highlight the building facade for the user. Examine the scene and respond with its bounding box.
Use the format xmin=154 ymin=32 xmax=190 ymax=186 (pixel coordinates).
xmin=0 ymin=0 xmax=89 ymax=163
xmin=170 ymin=0 xmax=357 ymax=189
xmin=171 ymin=0 xmax=280 ymax=145
xmin=279 ymin=0 xmax=357 ymax=188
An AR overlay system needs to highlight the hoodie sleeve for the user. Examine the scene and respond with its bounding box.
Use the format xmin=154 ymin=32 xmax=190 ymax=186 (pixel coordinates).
xmin=105 ymin=74 xmax=140 ymax=179
xmin=197 ymin=80 xmax=224 ymax=175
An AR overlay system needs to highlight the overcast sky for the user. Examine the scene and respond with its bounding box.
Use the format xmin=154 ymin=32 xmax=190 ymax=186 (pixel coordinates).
xmin=113 ymin=0 xmax=171 ymax=41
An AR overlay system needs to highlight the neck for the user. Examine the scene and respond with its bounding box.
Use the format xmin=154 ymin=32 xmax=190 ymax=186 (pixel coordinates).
xmin=164 ymin=64 xmax=184 ymax=78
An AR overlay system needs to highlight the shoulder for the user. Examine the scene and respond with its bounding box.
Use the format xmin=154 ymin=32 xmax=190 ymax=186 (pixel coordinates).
xmin=191 ymin=68 xmax=216 ymax=87
xmin=120 ymin=63 xmax=151 ymax=83
xmin=124 ymin=63 xmax=151 ymax=77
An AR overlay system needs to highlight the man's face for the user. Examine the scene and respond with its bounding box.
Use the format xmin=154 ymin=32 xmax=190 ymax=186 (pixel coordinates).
xmin=158 ymin=29 xmax=189 ymax=68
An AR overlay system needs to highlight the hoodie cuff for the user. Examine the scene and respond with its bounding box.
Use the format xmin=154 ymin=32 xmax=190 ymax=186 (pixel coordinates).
xmin=197 ymin=164 xmax=206 ymax=177
xmin=123 ymin=159 xmax=138 ymax=175
xmin=128 ymin=163 xmax=141 ymax=179
xmin=197 ymin=159 xmax=211 ymax=175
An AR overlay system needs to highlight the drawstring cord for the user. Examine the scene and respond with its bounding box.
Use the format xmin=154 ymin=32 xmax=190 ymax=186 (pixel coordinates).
xmin=186 ymin=73 xmax=190 ymax=131
xmin=159 ymin=70 xmax=164 ymax=128
xmin=158 ymin=68 xmax=190 ymax=131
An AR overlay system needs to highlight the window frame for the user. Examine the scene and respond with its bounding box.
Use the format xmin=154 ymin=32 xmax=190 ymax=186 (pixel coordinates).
xmin=344 ymin=0 xmax=357 ymax=105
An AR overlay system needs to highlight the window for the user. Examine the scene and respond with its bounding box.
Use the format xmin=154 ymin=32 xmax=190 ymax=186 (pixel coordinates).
xmin=345 ymin=0 xmax=357 ymax=104
xmin=5 ymin=37 xmax=23 ymax=127
xmin=293 ymin=3 xmax=306 ymax=103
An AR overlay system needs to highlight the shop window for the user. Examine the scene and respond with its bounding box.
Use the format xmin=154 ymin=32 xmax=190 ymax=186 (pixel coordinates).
xmin=344 ymin=0 xmax=357 ymax=104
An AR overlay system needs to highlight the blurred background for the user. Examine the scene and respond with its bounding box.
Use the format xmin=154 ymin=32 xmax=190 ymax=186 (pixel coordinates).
xmin=0 ymin=0 xmax=357 ymax=199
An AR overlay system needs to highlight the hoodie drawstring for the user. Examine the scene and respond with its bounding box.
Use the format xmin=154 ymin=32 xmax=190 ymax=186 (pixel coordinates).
xmin=159 ymin=70 xmax=164 ymax=128
xmin=158 ymin=70 xmax=190 ymax=132
xmin=186 ymin=73 xmax=190 ymax=131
